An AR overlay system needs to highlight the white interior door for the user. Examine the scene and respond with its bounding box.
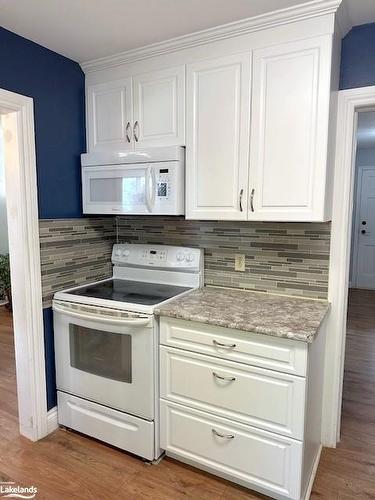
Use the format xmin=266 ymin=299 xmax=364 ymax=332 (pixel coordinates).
xmin=133 ymin=66 xmax=185 ymax=148
xmin=352 ymin=166 xmax=375 ymax=289
xmin=87 ymin=78 xmax=133 ymax=152
xmin=186 ymin=53 xmax=251 ymax=220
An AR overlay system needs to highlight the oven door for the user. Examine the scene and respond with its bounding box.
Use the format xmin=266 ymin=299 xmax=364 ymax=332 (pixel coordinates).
xmin=53 ymin=300 xmax=155 ymax=420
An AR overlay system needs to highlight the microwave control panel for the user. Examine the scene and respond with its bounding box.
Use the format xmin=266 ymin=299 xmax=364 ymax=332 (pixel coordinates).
xmin=156 ymin=168 xmax=171 ymax=199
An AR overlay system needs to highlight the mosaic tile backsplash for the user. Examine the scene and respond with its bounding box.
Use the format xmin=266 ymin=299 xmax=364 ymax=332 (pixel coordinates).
xmin=117 ymin=217 xmax=331 ymax=300
xmin=39 ymin=218 xmax=115 ymax=306
xmin=39 ymin=216 xmax=331 ymax=306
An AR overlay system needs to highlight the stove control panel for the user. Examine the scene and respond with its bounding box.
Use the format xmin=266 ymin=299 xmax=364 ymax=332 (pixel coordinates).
xmin=112 ymin=244 xmax=202 ymax=271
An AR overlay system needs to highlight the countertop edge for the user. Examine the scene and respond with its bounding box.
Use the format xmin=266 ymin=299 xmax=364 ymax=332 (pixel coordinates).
xmin=155 ymin=302 xmax=330 ymax=344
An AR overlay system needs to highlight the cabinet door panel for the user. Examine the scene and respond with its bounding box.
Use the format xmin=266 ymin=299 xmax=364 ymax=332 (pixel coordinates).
xmin=249 ymin=36 xmax=331 ymax=221
xmin=160 ymin=401 xmax=303 ymax=500
xmin=160 ymin=346 xmax=306 ymax=439
xmin=133 ymin=66 xmax=185 ymax=148
xmin=87 ymin=78 xmax=133 ymax=152
xmin=186 ymin=54 xmax=251 ymax=220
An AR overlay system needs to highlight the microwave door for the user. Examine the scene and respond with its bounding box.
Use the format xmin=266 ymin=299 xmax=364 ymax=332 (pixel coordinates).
xmin=83 ymin=164 xmax=149 ymax=214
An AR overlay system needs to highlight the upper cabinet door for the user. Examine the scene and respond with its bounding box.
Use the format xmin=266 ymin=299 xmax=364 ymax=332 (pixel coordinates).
xmin=87 ymin=78 xmax=133 ymax=152
xmin=133 ymin=66 xmax=185 ymax=148
xmin=249 ymin=36 xmax=332 ymax=221
xmin=186 ymin=54 xmax=251 ymax=220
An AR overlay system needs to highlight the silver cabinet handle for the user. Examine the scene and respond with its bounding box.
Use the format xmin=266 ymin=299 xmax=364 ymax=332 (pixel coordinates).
xmin=126 ymin=122 xmax=131 ymax=142
xmin=213 ymin=339 xmax=236 ymax=349
xmin=133 ymin=121 xmax=139 ymax=142
xmin=125 ymin=122 xmax=131 ymax=143
xmin=239 ymin=188 xmax=244 ymax=212
xmin=212 ymin=428 xmax=235 ymax=440
xmin=250 ymin=188 xmax=255 ymax=212
xmin=213 ymin=372 xmax=236 ymax=382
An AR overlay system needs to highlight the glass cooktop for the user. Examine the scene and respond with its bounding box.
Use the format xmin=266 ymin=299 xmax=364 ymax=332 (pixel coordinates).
xmin=70 ymin=279 xmax=191 ymax=306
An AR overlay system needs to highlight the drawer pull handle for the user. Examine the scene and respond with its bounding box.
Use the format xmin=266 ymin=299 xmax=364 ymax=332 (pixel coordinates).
xmin=212 ymin=428 xmax=235 ymax=440
xmin=213 ymin=372 xmax=236 ymax=382
xmin=213 ymin=340 xmax=236 ymax=349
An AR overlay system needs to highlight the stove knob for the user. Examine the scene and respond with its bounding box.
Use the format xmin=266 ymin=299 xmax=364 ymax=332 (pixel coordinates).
xmin=123 ymin=250 xmax=130 ymax=257
xmin=115 ymin=249 xmax=121 ymax=257
xmin=177 ymin=252 xmax=184 ymax=262
xmin=186 ymin=253 xmax=194 ymax=262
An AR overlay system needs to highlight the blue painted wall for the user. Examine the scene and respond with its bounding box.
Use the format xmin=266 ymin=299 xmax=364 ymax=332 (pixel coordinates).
xmin=43 ymin=308 xmax=57 ymax=409
xmin=340 ymin=22 xmax=375 ymax=90
xmin=0 ymin=27 xmax=86 ymax=409
xmin=0 ymin=26 xmax=85 ymax=218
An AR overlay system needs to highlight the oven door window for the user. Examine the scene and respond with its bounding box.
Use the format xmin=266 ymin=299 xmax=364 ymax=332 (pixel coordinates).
xmin=69 ymin=324 xmax=132 ymax=383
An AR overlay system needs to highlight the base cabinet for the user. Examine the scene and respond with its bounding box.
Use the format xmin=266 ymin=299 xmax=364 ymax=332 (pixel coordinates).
xmin=159 ymin=317 xmax=326 ymax=500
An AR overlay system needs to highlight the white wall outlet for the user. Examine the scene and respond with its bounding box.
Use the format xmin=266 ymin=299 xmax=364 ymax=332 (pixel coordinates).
xmin=234 ymin=254 xmax=245 ymax=272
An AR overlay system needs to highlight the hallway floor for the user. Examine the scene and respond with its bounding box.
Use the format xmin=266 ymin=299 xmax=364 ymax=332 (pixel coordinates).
xmin=0 ymin=290 xmax=374 ymax=499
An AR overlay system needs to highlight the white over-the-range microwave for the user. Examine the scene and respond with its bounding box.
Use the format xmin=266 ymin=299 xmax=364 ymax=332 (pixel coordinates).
xmin=81 ymin=146 xmax=185 ymax=215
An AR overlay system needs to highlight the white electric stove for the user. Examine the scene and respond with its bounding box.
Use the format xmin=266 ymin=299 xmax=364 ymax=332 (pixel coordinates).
xmin=52 ymin=243 xmax=203 ymax=461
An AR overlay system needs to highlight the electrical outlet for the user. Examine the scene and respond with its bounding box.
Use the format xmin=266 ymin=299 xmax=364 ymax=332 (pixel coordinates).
xmin=234 ymin=254 xmax=245 ymax=272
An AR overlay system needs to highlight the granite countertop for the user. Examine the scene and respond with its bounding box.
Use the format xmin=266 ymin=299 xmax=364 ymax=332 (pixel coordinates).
xmin=155 ymin=287 xmax=330 ymax=343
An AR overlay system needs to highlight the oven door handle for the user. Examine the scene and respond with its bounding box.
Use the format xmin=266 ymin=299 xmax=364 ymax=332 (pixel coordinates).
xmin=52 ymin=303 xmax=152 ymax=327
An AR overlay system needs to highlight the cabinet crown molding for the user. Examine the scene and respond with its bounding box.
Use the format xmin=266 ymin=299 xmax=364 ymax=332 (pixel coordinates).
xmin=81 ymin=0 xmax=342 ymax=73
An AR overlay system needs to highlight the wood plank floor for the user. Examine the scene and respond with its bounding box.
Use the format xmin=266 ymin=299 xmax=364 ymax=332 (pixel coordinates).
xmin=0 ymin=290 xmax=374 ymax=499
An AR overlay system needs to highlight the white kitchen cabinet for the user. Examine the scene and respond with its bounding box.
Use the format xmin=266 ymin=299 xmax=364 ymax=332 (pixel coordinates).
xmin=133 ymin=66 xmax=185 ymax=148
xmin=86 ymin=67 xmax=185 ymax=152
xmin=87 ymin=78 xmax=133 ymax=152
xmin=185 ymin=54 xmax=251 ymax=220
xmin=160 ymin=316 xmax=327 ymax=499
xmin=248 ymin=35 xmax=332 ymax=221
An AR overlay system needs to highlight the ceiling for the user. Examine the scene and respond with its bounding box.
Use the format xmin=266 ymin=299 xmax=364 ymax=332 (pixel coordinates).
xmin=1 ymin=0 xmax=375 ymax=63
xmin=357 ymin=111 xmax=375 ymax=149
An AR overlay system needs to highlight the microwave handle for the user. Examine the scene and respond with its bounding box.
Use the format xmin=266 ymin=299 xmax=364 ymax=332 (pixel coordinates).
xmin=145 ymin=166 xmax=156 ymax=212
xmin=53 ymin=303 xmax=151 ymax=327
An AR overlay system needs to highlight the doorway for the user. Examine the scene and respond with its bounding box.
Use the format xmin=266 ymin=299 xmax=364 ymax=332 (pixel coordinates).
xmin=0 ymin=119 xmax=16 ymax=434
xmin=318 ymin=108 xmax=375 ymax=495
xmin=0 ymin=88 xmax=48 ymax=441
xmin=350 ymin=112 xmax=375 ymax=290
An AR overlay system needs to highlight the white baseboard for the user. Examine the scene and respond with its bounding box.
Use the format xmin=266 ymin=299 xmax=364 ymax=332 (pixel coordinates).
xmin=47 ymin=406 xmax=58 ymax=434
xmin=304 ymin=445 xmax=322 ymax=500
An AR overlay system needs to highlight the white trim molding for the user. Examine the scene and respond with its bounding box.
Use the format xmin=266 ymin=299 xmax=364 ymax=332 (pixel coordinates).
xmin=81 ymin=0 xmax=342 ymax=72
xmin=0 ymin=88 xmax=48 ymax=441
xmin=322 ymin=85 xmax=375 ymax=446
xmin=47 ymin=407 xmax=58 ymax=434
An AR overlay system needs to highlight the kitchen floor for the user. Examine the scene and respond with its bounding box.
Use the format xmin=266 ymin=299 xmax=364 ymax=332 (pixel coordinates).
xmin=0 ymin=290 xmax=374 ymax=499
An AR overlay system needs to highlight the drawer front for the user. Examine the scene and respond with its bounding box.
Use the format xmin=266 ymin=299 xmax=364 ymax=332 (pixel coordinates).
xmin=160 ymin=347 xmax=305 ymax=439
xmin=57 ymin=391 xmax=155 ymax=460
xmin=160 ymin=400 xmax=302 ymax=500
xmin=160 ymin=317 xmax=307 ymax=376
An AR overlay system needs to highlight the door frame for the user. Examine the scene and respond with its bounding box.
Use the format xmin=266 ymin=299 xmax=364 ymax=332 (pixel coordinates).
xmin=323 ymin=85 xmax=375 ymax=446
xmin=0 ymin=88 xmax=48 ymax=441
xmin=351 ymin=166 xmax=375 ymax=289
